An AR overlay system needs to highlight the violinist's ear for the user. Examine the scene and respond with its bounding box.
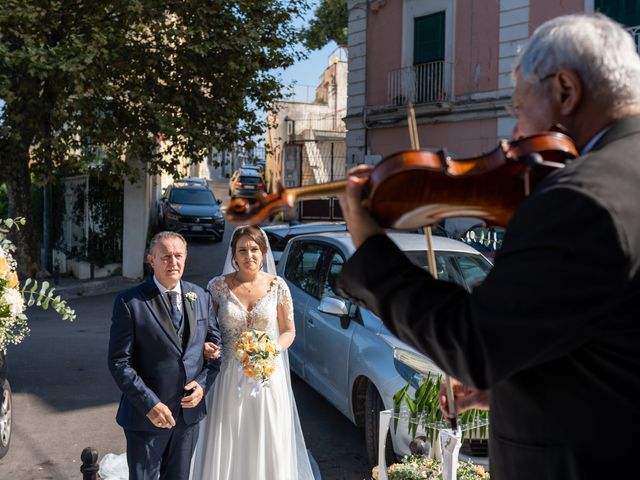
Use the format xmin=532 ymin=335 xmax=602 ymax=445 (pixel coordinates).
xmin=552 ymin=69 xmax=582 ymax=116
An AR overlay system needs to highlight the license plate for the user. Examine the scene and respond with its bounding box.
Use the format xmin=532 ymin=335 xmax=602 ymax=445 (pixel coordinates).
xmin=191 ymin=225 xmax=204 ymax=232
xmin=244 ymin=185 xmax=255 ymax=190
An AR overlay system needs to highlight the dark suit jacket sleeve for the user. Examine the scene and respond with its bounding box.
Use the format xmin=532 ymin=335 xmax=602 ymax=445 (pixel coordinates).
xmin=336 ymin=186 xmax=628 ymax=389
xmin=108 ymin=295 xmax=161 ymax=414
xmin=195 ymin=290 xmax=222 ymax=392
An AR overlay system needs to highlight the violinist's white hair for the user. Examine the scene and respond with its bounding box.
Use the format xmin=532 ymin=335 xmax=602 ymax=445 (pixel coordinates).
xmin=515 ymin=13 xmax=640 ymax=106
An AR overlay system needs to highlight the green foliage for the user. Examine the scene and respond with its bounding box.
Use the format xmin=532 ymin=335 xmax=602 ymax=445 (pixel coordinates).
xmin=0 ymin=0 xmax=309 ymax=181
xmin=392 ymin=375 xmax=489 ymax=448
xmin=19 ymin=278 xmax=75 ymax=321
xmin=0 ymin=0 xmax=309 ymax=268
xmin=301 ymin=0 xmax=347 ymax=50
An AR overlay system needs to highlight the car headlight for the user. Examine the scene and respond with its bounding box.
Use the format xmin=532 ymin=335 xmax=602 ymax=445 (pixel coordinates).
xmin=166 ymin=210 xmax=180 ymax=221
xmin=379 ymin=334 xmax=442 ymax=388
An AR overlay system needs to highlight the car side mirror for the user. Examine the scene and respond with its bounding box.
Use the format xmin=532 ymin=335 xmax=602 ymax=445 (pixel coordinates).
xmin=217 ymin=199 xmax=222 ymax=205
xmin=318 ymin=296 xmax=353 ymax=329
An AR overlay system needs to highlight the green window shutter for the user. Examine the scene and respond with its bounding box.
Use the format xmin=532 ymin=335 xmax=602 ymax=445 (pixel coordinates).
xmin=595 ymin=0 xmax=640 ymax=27
xmin=414 ymin=11 xmax=445 ymax=65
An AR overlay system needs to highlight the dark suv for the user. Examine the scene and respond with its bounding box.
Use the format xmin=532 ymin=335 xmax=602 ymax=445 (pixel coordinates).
xmin=228 ymin=168 xmax=265 ymax=199
xmin=0 ymin=350 xmax=10 ymax=459
xmin=158 ymin=182 xmax=225 ymax=241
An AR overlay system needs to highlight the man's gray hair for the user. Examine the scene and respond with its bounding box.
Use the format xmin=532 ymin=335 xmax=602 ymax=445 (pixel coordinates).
xmin=515 ymin=14 xmax=640 ymax=106
xmin=148 ymin=231 xmax=187 ymax=256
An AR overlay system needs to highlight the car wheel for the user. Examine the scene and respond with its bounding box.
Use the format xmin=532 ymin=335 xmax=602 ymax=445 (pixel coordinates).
xmin=364 ymin=382 xmax=396 ymax=467
xmin=0 ymin=379 xmax=12 ymax=460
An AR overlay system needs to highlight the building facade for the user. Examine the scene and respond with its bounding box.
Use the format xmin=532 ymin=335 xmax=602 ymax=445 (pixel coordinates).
xmin=346 ymin=0 xmax=640 ymax=167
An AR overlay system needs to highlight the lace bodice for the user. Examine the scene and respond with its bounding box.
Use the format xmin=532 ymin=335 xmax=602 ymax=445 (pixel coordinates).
xmin=207 ymin=275 xmax=294 ymax=358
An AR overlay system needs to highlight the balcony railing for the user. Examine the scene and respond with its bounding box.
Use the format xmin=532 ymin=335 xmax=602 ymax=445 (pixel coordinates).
xmin=627 ymin=25 xmax=640 ymax=53
xmin=387 ymin=61 xmax=449 ymax=106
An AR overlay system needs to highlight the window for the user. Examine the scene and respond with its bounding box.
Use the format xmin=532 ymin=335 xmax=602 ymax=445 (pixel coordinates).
xmin=321 ymin=250 xmax=345 ymax=298
xmin=169 ymin=188 xmax=215 ymax=205
xmin=452 ymin=255 xmax=492 ymax=291
xmin=403 ymin=250 xmax=492 ymax=290
xmin=283 ymin=242 xmax=326 ymax=298
xmin=595 ymin=0 xmax=640 ymax=27
xmin=414 ymin=12 xmax=445 ymax=65
xmin=412 ymin=11 xmax=446 ymax=103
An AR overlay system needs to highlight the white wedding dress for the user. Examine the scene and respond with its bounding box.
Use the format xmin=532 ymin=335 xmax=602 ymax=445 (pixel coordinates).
xmin=189 ymin=275 xmax=315 ymax=480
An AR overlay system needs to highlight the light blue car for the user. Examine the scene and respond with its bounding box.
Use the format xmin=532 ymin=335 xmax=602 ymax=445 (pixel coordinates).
xmin=278 ymin=231 xmax=492 ymax=466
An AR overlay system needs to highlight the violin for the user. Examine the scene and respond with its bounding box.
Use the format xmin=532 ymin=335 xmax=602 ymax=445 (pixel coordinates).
xmin=225 ymin=129 xmax=578 ymax=229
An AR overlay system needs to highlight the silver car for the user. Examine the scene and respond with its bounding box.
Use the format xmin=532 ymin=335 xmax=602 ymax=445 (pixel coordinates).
xmin=278 ymin=231 xmax=492 ymax=466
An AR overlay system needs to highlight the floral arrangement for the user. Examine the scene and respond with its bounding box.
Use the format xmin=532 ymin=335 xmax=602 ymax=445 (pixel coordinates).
xmin=0 ymin=218 xmax=75 ymax=350
xmin=234 ymin=329 xmax=280 ymax=386
xmin=371 ymin=455 xmax=489 ymax=480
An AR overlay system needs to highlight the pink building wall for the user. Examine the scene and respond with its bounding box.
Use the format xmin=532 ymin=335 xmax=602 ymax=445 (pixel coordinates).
xmin=369 ymin=118 xmax=498 ymax=159
xmin=530 ymin=0 xmax=584 ymax=33
xmin=454 ymin=0 xmax=500 ymax=95
xmin=366 ymin=3 xmax=403 ymax=106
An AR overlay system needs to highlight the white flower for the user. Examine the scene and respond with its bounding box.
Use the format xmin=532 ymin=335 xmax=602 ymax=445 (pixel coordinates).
xmin=1 ymin=286 xmax=25 ymax=318
xmin=185 ymin=291 xmax=197 ymax=304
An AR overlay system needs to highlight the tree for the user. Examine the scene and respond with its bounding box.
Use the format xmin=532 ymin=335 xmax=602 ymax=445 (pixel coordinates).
xmin=0 ymin=0 xmax=308 ymax=277
xmin=301 ymin=0 xmax=347 ymax=50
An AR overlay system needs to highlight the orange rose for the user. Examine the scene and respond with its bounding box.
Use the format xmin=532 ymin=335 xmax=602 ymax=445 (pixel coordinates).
xmin=0 ymin=254 xmax=18 ymax=289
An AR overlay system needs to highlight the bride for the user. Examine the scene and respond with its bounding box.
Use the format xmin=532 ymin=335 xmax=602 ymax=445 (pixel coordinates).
xmin=190 ymin=225 xmax=315 ymax=480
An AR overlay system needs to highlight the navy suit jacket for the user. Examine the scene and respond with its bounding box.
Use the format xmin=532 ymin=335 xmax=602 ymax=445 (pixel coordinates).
xmin=108 ymin=276 xmax=221 ymax=431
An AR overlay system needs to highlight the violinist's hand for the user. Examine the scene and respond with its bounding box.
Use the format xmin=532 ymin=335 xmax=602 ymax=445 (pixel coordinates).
xmin=439 ymin=378 xmax=489 ymax=418
xmin=338 ymin=164 xmax=385 ymax=248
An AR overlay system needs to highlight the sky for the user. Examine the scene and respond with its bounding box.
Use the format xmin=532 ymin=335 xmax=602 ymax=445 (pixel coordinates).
xmin=278 ymin=1 xmax=341 ymax=102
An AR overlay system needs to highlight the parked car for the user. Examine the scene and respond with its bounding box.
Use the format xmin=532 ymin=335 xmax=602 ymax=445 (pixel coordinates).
xmin=0 ymin=350 xmax=11 ymax=460
xmin=158 ymin=182 xmax=225 ymax=241
xmin=178 ymin=177 xmax=208 ymax=186
xmin=262 ymin=221 xmax=348 ymax=264
xmin=278 ymin=231 xmax=492 ymax=466
xmin=239 ymin=163 xmax=264 ymax=177
xmin=228 ymin=168 xmax=265 ymax=199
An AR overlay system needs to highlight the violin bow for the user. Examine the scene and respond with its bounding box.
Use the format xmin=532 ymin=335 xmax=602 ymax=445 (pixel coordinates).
xmin=406 ymin=102 xmax=459 ymax=431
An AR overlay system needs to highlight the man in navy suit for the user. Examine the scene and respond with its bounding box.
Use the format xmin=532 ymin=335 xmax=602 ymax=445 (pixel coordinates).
xmin=108 ymin=231 xmax=221 ymax=479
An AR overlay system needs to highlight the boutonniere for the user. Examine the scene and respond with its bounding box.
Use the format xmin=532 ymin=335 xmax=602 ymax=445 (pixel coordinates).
xmin=185 ymin=291 xmax=197 ymax=305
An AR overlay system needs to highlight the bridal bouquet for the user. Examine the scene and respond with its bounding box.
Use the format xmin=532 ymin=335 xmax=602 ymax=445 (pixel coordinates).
xmin=234 ymin=329 xmax=281 ymax=387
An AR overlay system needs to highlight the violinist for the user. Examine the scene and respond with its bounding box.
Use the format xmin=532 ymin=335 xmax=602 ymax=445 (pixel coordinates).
xmin=336 ymin=13 xmax=640 ymax=480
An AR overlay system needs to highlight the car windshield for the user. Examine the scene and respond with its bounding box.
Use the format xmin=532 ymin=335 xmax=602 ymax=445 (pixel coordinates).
xmin=404 ymin=250 xmax=492 ymax=291
xmin=170 ymin=189 xmax=216 ymax=205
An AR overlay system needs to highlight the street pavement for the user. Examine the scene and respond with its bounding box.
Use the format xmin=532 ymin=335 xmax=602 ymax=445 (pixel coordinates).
xmin=0 ymin=178 xmax=371 ymax=480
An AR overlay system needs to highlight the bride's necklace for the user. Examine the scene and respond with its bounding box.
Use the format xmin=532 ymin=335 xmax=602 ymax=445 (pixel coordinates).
xmin=234 ymin=272 xmax=259 ymax=295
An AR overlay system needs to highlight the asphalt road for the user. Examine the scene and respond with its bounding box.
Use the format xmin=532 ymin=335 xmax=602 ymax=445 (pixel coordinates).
xmin=0 ymin=182 xmax=371 ymax=480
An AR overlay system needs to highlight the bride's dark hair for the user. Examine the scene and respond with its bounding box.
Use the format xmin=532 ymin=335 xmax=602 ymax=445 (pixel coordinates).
xmin=230 ymin=226 xmax=268 ymax=269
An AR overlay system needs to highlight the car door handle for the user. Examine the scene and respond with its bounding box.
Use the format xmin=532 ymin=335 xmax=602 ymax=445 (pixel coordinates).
xmin=306 ymin=318 xmax=315 ymax=327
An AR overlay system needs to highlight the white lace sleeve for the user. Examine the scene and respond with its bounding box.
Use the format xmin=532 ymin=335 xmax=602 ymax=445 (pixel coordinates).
xmin=276 ymin=277 xmax=294 ymax=324
xmin=206 ymin=276 xmax=226 ymax=305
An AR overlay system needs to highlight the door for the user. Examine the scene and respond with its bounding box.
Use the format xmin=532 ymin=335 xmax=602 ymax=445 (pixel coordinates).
xmin=282 ymin=240 xmax=325 ymax=377
xmin=413 ymin=11 xmax=446 ymax=103
xmin=303 ymin=245 xmax=356 ymax=413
